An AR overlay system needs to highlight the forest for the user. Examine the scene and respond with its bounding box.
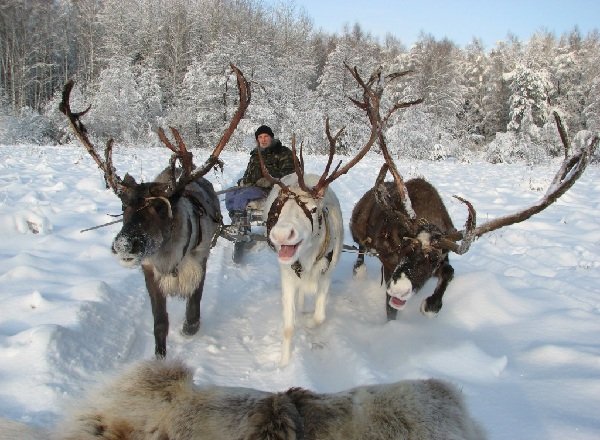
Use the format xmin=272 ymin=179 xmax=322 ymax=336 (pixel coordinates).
xmin=1 ymin=0 xmax=599 ymax=163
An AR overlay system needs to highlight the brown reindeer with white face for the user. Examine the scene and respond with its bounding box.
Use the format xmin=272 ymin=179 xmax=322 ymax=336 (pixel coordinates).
xmin=351 ymin=112 xmax=598 ymax=320
xmin=60 ymin=65 xmax=250 ymax=357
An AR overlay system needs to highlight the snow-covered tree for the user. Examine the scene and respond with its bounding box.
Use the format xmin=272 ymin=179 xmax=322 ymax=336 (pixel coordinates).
xmin=505 ymin=63 xmax=550 ymax=133
xmin=87 ymin=56 xmax=162 ymax=144
xmin=459 ymin=38 xmax=488 ymax=139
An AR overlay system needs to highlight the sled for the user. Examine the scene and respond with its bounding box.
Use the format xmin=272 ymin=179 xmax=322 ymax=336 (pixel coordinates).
xmin=219 ymin=200 xmax=269 ymax=263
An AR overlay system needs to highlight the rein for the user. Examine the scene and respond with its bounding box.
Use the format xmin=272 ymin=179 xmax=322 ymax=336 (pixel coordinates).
xmin=79 ymin=197 xmax=172 ymax=233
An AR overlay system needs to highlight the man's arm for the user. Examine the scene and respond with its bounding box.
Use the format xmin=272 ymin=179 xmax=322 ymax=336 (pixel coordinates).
xmin=277 ymin=147 xmax=296 ymax=178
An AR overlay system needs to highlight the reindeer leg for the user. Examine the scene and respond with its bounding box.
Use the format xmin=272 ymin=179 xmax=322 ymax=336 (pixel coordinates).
xmin=182 ymin=258 xmax=206 ymax=336
xmin=143 ymin=265 xmax=169 ymax=358
xmin=352 ymin=244 xmax=367 ymax=279
xmin=386 ymin=294 xmax=399 ymax=321
xmin=308 ymin=278 xmax=330 ymax=328
xmin=420 ymin=256 xmax=454 ymax=317
xmin=280 ymin=278 xmax=296 ymax=366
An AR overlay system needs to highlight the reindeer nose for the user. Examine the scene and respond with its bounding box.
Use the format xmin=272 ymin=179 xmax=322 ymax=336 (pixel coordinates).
xmin=270 ymin=223 xmax=297 ymax=245
xmin=113 ymin=234 xmax=143 ymax=256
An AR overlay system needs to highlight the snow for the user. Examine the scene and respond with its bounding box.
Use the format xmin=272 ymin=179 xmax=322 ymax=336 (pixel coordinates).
xmin=1 ymin=144 xmax=599 ymax=439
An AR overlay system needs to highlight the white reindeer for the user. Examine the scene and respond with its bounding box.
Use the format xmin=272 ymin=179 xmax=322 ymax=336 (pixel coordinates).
xmin=264 ymin=172 xmax=344 ymax=365
xmin=260 ymin=65 xmax=423 ymax=365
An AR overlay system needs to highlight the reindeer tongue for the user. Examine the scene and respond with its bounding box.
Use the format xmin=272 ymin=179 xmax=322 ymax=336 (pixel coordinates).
xmin=389 ymin=297 xmax=407 ymax=310
xmin=278 ymin=244 xmax=297 ymax=259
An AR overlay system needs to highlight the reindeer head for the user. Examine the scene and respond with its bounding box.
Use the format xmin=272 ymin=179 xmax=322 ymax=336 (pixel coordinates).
xmin=111 ymin=174 xmax=182 ymax=266
xmin=261 ymin=99 xmax=381 ymax=266
xmin=264 ymin=173 xmax=342 ymax=266
xmin=60 ymin=65 xmax=250 ymax=268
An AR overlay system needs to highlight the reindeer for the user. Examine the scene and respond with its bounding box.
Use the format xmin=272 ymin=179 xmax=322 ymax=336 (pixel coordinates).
xmin=351 ymin=110 xmax=598 ymax=320
xmin=259 ymin=65 xmax=421 ymax=366
xmin=40 ymin=359 xmax=485 ymax=440
xmin=59 ymin=65 xmax=251 ymax=357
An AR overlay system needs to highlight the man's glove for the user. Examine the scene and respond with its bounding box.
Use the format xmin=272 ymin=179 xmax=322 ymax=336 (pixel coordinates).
xmin=255 ymin=177 xmax=272 ymax=188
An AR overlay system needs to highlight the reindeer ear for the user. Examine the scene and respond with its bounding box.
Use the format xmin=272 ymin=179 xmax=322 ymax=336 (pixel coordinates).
xmin=122 ymin=173 xmax=137 ymax=186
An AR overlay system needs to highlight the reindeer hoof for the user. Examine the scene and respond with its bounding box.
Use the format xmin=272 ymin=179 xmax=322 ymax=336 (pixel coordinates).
xmin=304 ymin=315 xmax=324 ymax=329
xmin=182 ymin=320 xmax=200 ymax=336
xmin=155 ymin=348 xmax=166 ymax=359
xmin=420 ymin=298 xmax=441 ymax=317
xmin=352 ymin=263 xmax=367 ymax=280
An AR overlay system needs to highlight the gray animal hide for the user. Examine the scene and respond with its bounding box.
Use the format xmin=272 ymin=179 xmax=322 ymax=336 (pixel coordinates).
xmin=42 ymin=359 xmax=486 ymax=440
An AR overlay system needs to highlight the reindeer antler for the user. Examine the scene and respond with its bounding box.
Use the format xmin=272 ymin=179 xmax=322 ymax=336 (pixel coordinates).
xmin=61 ymin=64 xmax=250 ymax=200
xmin=259 ymin=65 xmax=422 ymax=200
xmin=59 ymin=80 xmax=124 ymax=195
xmin=159 ymin=64 xmax=251 ymax=196
xmin=346 ymin=63 xmax=423 ymax=213
xmin=439 ymin=113 xmax=598 ymax=252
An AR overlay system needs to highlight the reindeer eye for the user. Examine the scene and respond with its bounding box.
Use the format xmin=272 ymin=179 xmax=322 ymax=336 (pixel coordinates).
xmin=310 ymin=207 xmax=317 ymax=213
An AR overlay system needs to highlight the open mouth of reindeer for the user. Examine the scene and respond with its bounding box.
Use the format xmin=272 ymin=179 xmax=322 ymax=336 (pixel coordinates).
xmin=389 ymin=296 xmax=408 ymax=310
xmin=277 ymin=241 xmax=303 ymax=262
xmin=387 ymin=272 xmax=413 ymax=310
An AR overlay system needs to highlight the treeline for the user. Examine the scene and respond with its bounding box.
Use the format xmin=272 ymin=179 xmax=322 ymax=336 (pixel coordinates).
xmin=1 ymin=0 xmax=599 ymax=163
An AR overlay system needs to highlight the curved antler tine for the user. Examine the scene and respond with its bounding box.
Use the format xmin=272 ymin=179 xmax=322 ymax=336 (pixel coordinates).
xmin=323 ymin=117 xmax=345 ymax=177
xmin=467 ymin=115 xmax=598 ymax=239
xmin=452 ymin=195 xmax=476 ymax=254
xmin=383 ymin=98 xmax=424 ymax=126
xmin=156 ymin=127 xmax=193 ymax=194
xmin=375 ymin=163 xmax=389 ymax=186
xmin=191 ymin=64 xmax=251 ymax=180
xmin=291 ymin=134 xmax=310 ymax=194
xmin=157 ymin=127 xmax=178 ymax=153
xmin=553 ymin=110 xmax=571 ymax=159
xmin=60 ymin=80 xmax=123 ymax=195
xmin=170 ymin=127 xmax=193 ymax=177
xmin=430 ymin=196 xmax=476 ymax=255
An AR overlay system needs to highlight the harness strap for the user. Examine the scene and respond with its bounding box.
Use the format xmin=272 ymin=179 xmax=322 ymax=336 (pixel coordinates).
xmin=169 ymin=189 xmax=214 ymax=276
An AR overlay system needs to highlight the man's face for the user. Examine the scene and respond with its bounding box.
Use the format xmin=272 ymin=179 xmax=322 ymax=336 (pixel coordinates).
xmin=257 ymin=133 xmax=272 ymax=149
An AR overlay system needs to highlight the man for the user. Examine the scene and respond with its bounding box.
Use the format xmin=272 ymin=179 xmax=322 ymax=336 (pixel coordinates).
xmin=225 ymin=125 xmax=294 ymax=262
xmin=225 ymin=125 xmax=294 ymax=215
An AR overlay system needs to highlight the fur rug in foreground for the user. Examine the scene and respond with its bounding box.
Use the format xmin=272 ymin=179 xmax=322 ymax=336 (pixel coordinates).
xmin=2 ymin=359 xmax=486 ymax=439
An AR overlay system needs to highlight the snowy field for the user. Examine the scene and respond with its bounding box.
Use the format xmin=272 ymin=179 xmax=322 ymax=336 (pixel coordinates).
xmin=0 ymin=144 xmax=599 ymax=439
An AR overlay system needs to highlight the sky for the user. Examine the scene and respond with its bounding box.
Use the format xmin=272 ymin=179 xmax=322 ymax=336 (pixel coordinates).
xmin=268 ymin=0 xmax=600 ymax=48
xmin=1 ymin=144 xmax=599 ymax=439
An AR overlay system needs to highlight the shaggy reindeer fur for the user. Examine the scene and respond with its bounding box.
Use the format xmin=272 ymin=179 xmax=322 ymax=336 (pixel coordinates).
xmin=0 ymin=417 xmax=48 ymax=440
xmin=264 ymin=173 xmax=344 ymax=366
xmin=351 ymin=178 xmax=456 ymax=320
xmin=44 ymin=359 xmax=486 ymax=440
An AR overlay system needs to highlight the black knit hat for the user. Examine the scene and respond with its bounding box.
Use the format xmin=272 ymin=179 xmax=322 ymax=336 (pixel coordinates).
xmin=255 ymin=125 xmax=274 ymax=139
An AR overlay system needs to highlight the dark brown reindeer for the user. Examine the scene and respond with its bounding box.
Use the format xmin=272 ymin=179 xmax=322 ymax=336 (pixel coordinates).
xmin=351 ymin=112 xmax=598 ymax=320
xmin=60 ymin=64 xmax=250 ymax=357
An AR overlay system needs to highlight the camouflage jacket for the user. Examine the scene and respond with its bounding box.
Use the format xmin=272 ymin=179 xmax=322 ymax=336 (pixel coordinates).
xmin=240 ymin=139 xmax=295 ymax=187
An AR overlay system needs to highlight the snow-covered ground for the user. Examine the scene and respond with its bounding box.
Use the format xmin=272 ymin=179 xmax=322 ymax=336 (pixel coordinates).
xmin=0 ymin=144 xmax=599 ymax=439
